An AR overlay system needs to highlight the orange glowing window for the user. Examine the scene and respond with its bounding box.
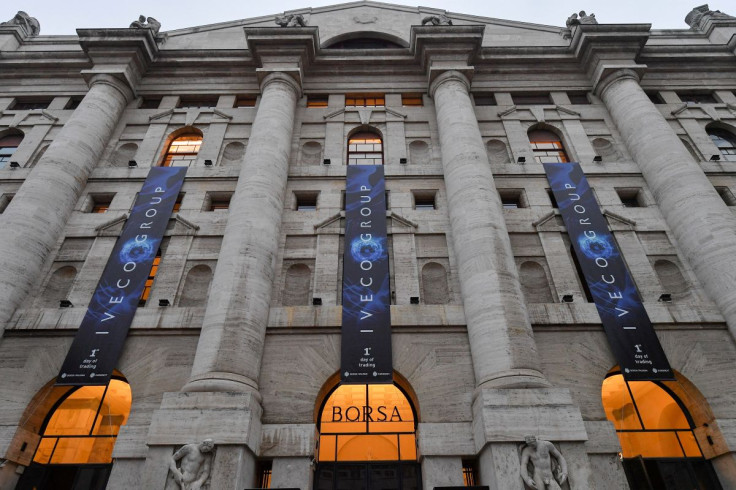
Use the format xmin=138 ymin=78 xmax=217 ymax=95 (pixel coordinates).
xmin=401 ymin=94 xmax=423 ymax=106
xmin=528 ymin=129 xmax=570 ymax=164
xmin=162 ymin=134 xmax=202 ymax=167
xmin=33 ymin=378 xmax=132 ymax=465
xmin=307 ymin=95 xmax=329 ymax=108
xmin=317 ymin=383 xmax=417 ymax=462
xmin=139 ymin=250 xmax=162 ymax=306
xmin=601 ymin=373 xmax=703 ymax=459
xmin=347 ymin=132 xmax=383 ymax=166
xmin=345 ymin=93 xmax=385 ymax=107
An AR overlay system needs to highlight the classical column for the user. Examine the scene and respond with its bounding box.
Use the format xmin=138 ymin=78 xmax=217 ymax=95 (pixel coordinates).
xmin=0 ymin=73 xmax=134 ymax=332
xmin=597 ymin=69 xmax=736 ymax=333
xmin=183 ymin=72 xmax=301 ymax=393
xmin=430 ymin=70 xmax=548 ymax=389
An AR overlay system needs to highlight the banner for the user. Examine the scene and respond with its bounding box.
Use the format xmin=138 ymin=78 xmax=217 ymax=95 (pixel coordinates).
xmin=544 ymin=162 xmax=673 ymax=381
xmin=341 ymin=165 xmax=392 ymax=383
xmin=57 ymin=167 xmax=187 ymax=385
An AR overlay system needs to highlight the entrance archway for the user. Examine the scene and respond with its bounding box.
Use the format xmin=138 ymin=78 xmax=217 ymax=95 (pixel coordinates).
xmin=13 ymin=375 xmax=132 ymax=490
xmin=601 ymin=369 xmax=723 ymax=489
xmin=314 ymin=374 xmax=421 ymax=490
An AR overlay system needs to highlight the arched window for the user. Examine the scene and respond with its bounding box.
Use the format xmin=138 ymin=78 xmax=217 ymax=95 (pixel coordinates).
xmin=528 ymin=129 xmax=570 ymax=164
xmin=14 ymin=376 xmax=132 ymax=490
xmin=282 ymin=263 xmax=312 ymax=306
xmin=707 ymin=127 xmax=736 ymax=162
xmin=519 ymin=261 xmax=553 ymax=303
xmin=161 ymin=131 xmax=203 ymax=167
xmin=43 ymin=265 xmax=78 ymax=308
xmin=347 ymin=131 xmax=383 ymax=165
xmin=601 ymin=371 xmax=723 ymax=489
xmin=314 ymin=376 xmax=421 ymax=489
xmin=179 ymin=264 xmax=213 ymax=307
xmin=0 ymin=132 xmax=23 ymax=169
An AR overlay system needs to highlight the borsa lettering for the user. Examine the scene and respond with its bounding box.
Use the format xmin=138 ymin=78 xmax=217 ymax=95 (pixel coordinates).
xmin=331 ymin=405 xmax=403 ymax=422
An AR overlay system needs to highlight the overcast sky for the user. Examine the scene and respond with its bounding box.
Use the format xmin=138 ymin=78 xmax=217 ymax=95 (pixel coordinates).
xmin=1 ymin=1 xmax=729 ymax=35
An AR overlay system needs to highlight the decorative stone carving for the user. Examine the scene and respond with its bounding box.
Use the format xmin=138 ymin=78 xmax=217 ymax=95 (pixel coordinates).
xmin=1 ymin=11 xmax=40 ymax=36
xmin=421 ymin=14 xmax=453 ymax=26
xmin=566 ymin=10 xmax=597 ymax=28
xmin=520 ymin=435 xmax=568 ymax=489
xmin=685 ymin=4 xmax=735 ymax=30
xmin=168 ymin=439 xmax=214 ymax=490
xmin=129 ymin=15 xmax=161 ymax=34
xmin=274 ymin=14 xmax=308 ymax=27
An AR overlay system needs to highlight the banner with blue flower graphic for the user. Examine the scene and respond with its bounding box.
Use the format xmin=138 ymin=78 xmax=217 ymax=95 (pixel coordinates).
xmin=57 ymin=167 xmax=187 ymax=385
xmin=341 ymin=165 xmax=392 ymax=383
xmin=545 ymin=162 xmax=673 ymax=381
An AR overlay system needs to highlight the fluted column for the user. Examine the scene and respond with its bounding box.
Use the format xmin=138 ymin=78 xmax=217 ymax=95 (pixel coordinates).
xmin=598 ymin=69 xmax=736 ymax=334
xmin=430 ymin=70 xmax=548 ymax=389
xmin=0 ymin=73 xmax=134 ymax=332
xmin=183 ymin=72 xmax=301 ymax=393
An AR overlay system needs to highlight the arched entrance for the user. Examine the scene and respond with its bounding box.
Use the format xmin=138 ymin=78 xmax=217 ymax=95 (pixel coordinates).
xmin=314 ymin=375 xmax=421 ymax=490
xmin=601 ymin=370 xmax=723 ymax=489
xmin=14 ymin=375 xmax=132 ymax=490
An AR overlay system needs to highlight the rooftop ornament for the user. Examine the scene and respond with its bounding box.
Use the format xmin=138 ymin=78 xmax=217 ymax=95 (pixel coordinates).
xmin=685 ymin=4 xmax=735 ymax=30
xmin=274 ymin=14 xmax=308 ymax=27
xmin=1 ymin=11 xmax=40 ymax=36
xmin=421 ymin=14 xmax=453 ymax=26
xmin=566 ymin=10 xmax=598 ymax=28
xmin=129 ymin=15 xmax=162 ymax=35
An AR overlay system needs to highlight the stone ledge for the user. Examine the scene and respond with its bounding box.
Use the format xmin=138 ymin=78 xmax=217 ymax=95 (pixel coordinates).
xmin=260 ymin=424 xmax=315 ymax=457
xmin=417 ymin=422 xmax=475 ymax=456
xmin=472 ymin=388 xmax=588 ymax=452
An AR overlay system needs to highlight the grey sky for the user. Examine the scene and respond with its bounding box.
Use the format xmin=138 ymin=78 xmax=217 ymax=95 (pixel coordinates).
xmin=1 ymin=1 xmax=728 ymax=35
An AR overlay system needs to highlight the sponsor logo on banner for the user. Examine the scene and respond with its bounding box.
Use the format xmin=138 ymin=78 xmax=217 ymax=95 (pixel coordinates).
xmin=544 ymin=162 xmax=673 ymax=381
xmin=57 ymin=167 xmax=187 ymax=385
xmin=341 ymin=165 xmax=392 ymax=383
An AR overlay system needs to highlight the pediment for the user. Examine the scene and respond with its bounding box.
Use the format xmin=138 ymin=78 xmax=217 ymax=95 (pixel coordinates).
xmin=161 ymin=1 xmax=568 ymax=52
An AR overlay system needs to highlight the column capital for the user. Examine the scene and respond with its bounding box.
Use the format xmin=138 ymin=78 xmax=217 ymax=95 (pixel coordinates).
xmin=594 ymin=67 xmax=645 ymax=97
xmin=77 ymin=28 xmax=160 ymax=97
xmin=428 ymin=69 xmax=472 ymax=99
xmin=569 ymin=23 xmax=650 ymax=94
xmin=257 ymin=70 xmax=303 ymax=98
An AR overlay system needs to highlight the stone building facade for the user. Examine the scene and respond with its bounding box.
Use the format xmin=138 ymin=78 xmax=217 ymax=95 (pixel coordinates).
xmin=1 ymin=2 xmax=736 ymax=489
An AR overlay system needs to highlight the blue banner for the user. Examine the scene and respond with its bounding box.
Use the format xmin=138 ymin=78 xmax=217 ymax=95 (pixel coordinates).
xmin=341 ymin=165 xmax=392 ymax=383
xmin=57 ymin=167 xmax=187 ymax=385
xmin=544 ymin=162 xmax=673 ymax=381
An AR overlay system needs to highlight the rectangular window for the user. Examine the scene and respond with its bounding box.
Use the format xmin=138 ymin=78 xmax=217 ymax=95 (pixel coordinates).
xmin=499 ymin=189 xmax=527 ymax=209
xmin=401 ymin=94 xmax=424 ymax=106
xmin=178 ymin=96 xmax=218 ymax=109
xmin=256 ymin=460 xmax=272 ymax=488
xmin=473 ymin=93 xmax=496 ymax=106
xmin=235 ymin=96 xmax=257 ymax=108
xmin=307 ymin=95 xmax=329 ymax=108
xmin=345 ymin=93 xmax=385 ymax=107
xmin=715 ymin=186 xmax=736 ymax=206
xmin=677 ymin=92 xmax=717 ymax=105
xmin=616 ymin=188 xmax=643 ymax=208
xmin=204 ymin=191 xmax=233 ymax=211
xmin=547 ymin=189 xmax=559 ymax=208
xmin=645 ymin=91 xmax=663 ymax=104
xmin=0 ymin=194 xmax=13 ymax=213
xmin=139 ymin=97 xmax=162 ymax=109
xmin=512 ymin=93 xmax=551 ymax=105
xmin=173 ymin=193 xmax=184 ymax=212
xmin=568 ymin=92 xmax=591 ymax=104
xmin=295 ymin=191 xmax=319 ymax=211
xmin=413 ymin=190 xmax=437 ymax=210
xmin=11 ymin=98 xmax=52 ymax=110
xmin=65 ymin=98 xmax=82 ymax=110
xmin=462 ymin=459 xmax=477 ymax=486
xmin=87 ymin=194 xmax=115 ymax=214
xmin=139 ymin=249 xmax=162 ymax=306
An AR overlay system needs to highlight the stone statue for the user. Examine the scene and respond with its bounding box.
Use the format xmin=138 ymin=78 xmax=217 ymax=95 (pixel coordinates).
xmin=129 ymin=15 xmax=162 ymax=34
xmin=168 ymin=439 xmax=214 ymax=490
xmin=1 ymin=11 xmax=40 ymax=36
xmin=274 ymin=14 xmax=308 ymax=27
xmin=421 ymin=14 xmax=453 ymax=26
xmin=566 ymin=10 xmax=597 ymax=28
xmin=520 ymin=436 xmax=568 ymax=489
xmin=685 ymin=5 xmax=735 ymax=30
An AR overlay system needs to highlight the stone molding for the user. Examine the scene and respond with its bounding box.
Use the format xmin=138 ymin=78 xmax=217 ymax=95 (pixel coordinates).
xmin=428 ymin=69 xmax=471 ymax=99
